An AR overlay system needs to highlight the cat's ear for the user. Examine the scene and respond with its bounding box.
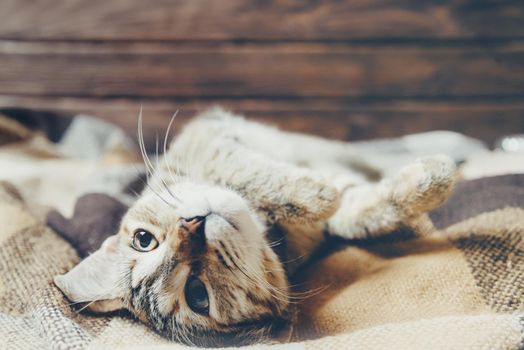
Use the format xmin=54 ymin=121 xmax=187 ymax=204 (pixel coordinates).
xmin=54 ymin=235 xmax=126 ymax=313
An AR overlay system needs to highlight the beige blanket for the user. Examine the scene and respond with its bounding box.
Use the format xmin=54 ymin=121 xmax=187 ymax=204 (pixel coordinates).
xmin=1 ymin=111 xmax=523 ymax=349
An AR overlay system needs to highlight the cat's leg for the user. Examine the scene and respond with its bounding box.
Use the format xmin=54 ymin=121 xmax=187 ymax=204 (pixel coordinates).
xmin=275 ymin=132 xmax=382 ymax=180
xmin=195 ymin=107 xmax=381 ymax=180
xmin=213 ymin=146 xmax=341 ymax=226
xmin=326 ymin=155 xmax=456 ymax=239
xmin=169 ymin=116 xmax=341 ymax=226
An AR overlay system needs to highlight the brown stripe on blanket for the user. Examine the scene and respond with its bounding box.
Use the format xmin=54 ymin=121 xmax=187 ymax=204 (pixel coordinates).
xmin=293 ymin=235 xmax=490 ymax=340
xmin=3 ymin=172 xmax=524 ymax=348
xmin=0 ymin=182 xmax=111 ymax=345
xmin=418 ymin=175 xmax=524 ymax=315
xmin=429 ymin=175 xmax=524 ymax=314
xmin=444 ymin=208 xmax=524 ymax=313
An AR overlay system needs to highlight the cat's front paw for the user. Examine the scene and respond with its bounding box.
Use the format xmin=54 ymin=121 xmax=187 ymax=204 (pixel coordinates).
xmin=264 ymin=172 xmax=340 ymax=225
xmin=391 ymin=155 xmax=457 ymax=218
xmin=290 ymin=175 xmax=340 ymax=222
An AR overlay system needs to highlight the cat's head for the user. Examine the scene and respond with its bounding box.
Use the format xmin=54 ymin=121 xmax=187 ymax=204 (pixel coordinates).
xmin=54 ymin=181 xmax=289 ymax=346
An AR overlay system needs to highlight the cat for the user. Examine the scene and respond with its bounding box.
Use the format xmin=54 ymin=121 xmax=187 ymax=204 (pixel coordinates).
xmin=54 ymin=107 xmax=456 ymax=346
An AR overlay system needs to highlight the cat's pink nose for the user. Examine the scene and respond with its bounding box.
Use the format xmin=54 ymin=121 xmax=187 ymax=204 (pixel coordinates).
xmin=181 ymin=216 xmax=206 ymax=236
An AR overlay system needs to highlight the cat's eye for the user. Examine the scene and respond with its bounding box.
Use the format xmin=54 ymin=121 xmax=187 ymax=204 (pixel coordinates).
xmin=132 ymin=230 xmax=159 ymax=252
xmin=184 ymin=276 xmax=209 ymax=315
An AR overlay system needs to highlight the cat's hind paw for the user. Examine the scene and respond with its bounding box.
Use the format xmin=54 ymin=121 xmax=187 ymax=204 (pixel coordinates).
xmin=390 ymin=154 xmax=457 ymax=219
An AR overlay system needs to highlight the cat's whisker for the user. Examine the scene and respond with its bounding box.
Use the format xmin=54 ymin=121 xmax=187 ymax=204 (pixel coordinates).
xmin=240 ymin=260 xmax=298 ymax=304
xmin=75 ymin=300 xmax=99 ymax=313
xmin=277 ymin=252 xmax=309 ymax=266
xmin=66 ymin=300 xmax=88 ymax=307
xmin=154 ymin=133 xmax=182 ymax=204
xmin=163 ymin=110 xmax=182 ymax=185
xmin=137 ymin=113 xmax=165 ymax=196
xmin=267 ymin=237 xmax=286 ymax=248
xmin=135 ymin=171 xmax=174 ymax=208
xmin=170 ymin=122 xmax=197 ymax=182
xmin=128 ymin=188 xmax=141 ymax=199
xmin=185 ymin=326 xmax=197 ymax=347
xmin=136 ymin=109 xmax=179 ymax=207
xmin=138 ymin=109 xmax=164 ymax=185
xmin=175 ymin=322 xmax=194 ymax=347
xmin=223 ymin=233 xmax=302 ymax=305
xmin=170 ymin=315 xmax=175 ymax=343
xmin=139 ymin=176 xmax=167 ymax=204
xmin=221 ymin=241 xmax=291 ymax=304
xmin=72 ymin=268 xmax=131 ymax=314
xmin=172 ymin=317 xmax=187 ymax=345
xmin=218 ymin=249 xmax=271 ymax=299
xmin=137 ymin=105 xmax=156 ymax=180
xmin=286 ymin=284 xmax=331 ymax=302
xmin=231 ymin=236 xmax=285 ymax=250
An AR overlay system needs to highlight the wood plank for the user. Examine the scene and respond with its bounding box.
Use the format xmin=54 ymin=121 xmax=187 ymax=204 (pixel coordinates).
xmin=1 ymin=41 xmax=523 ymax=98
xmin=1 ymin=96 xmax=522 ymax=148
xmin=0 ymin=0 xmax=522 ymax=40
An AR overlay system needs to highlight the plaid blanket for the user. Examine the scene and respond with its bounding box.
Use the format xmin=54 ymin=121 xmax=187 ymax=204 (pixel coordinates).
xmin=1 ymin=109 xmax=523 ymax=350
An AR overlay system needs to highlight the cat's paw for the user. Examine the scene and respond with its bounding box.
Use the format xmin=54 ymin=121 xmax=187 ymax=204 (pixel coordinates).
xmin=288 ymin=174 xmax=340 ymax=223
xmin=261 ymin=171 xmax=340 ymax=225
xmin=390 ymin=155 xmax=457 ymax=219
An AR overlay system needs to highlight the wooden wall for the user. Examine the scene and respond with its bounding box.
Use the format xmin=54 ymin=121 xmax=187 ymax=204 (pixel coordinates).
xmin=0 ymin=0 xmax=523 ymax=146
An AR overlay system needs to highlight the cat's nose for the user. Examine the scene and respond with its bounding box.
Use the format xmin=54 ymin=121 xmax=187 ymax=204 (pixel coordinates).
xmin=181 ymin=216 xmax=206 ymax=237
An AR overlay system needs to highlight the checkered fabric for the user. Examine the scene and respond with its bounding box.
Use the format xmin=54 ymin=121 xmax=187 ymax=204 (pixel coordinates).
xmin=1 ymin=112 xmax=523 ymax=349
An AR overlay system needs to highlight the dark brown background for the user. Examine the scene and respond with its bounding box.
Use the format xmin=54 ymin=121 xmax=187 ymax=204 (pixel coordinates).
xmin=0 ymin=0 xmax=523 ymax=146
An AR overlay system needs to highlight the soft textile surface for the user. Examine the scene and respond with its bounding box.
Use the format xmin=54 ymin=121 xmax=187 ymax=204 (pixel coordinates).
xmin=1 ymin=109 xmax=524 ymax=350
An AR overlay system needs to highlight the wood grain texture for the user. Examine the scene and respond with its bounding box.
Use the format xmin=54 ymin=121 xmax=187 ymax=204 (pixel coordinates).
xmin=1 ymin=41 xmax=523 ymax=98
xmin=0 ymin=0 xmax=523 ymax=40
xmin=1 ymin=1 xmax=522 ymax=147
xmin=1 ymin=95 xmax=522 ymax=148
